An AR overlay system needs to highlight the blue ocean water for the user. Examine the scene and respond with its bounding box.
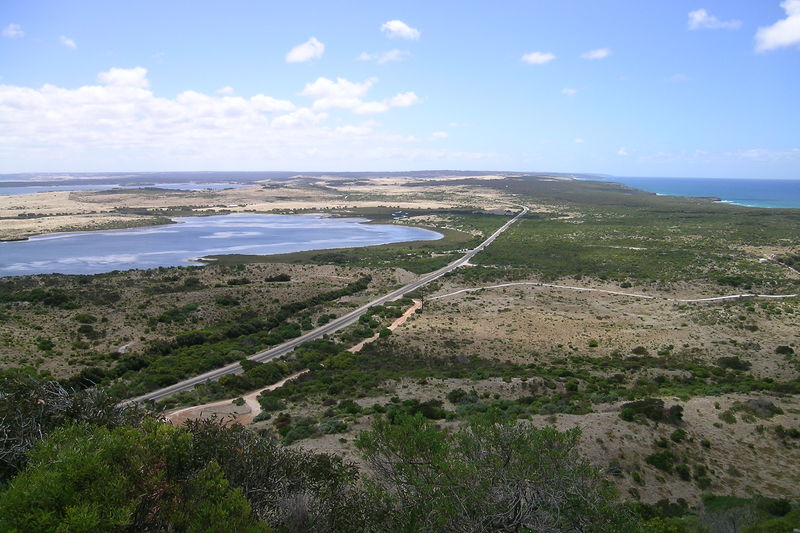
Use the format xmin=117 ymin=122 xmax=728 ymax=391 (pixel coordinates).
xmin=606 ymin=177 xmax=800 ymax=209
xmin=0 ymin=214 xmax=442 ymax=277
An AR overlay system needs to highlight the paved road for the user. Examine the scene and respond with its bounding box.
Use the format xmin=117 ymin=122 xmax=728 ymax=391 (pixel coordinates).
xmin=127 ymin=205 xmax=528 ymax=404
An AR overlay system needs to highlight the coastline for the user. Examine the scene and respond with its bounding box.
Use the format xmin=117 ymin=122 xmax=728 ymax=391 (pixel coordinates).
xmin=608 ymin=177 xmax=800 ymax=209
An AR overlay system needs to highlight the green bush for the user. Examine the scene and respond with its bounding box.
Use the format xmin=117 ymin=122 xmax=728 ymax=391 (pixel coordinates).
xmin=645 ymin=450 xmax=676 ymax=473
xmin=0 ymin=422 xmax=267 ymax=532
xmin=716 ymin=356 xmax=751 ymax=371
xmin=259 ymin=395 xmax=286 ymax=412
xmin=252 ymin=411 xmax=271 ymax=423
xmin=73 ymin=313 xmax=97 ymax=324
xmin=670 ymin=429 xmax=687 ymax=443
xmin=355 ymin=414 xmax=639 ymax=532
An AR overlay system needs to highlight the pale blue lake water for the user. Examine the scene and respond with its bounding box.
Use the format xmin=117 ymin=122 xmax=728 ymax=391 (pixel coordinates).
xmin=0 ymin=182 xmax=249 ymax=196
xmin=0 ymin=214 xmax=442 ymax=277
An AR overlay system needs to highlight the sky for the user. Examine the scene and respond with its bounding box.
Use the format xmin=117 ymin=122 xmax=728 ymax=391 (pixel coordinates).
xmin=1 ymin=0 xmax=799 ymax=178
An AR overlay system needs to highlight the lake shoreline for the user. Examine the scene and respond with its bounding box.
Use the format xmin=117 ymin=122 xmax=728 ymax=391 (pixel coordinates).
xmin=0 ymin=213 xmax=443 ymax=278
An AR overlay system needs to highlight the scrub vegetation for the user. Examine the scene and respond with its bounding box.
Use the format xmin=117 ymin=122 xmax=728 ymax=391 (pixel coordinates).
xmin=1 ymin=174 xmax=799 ymax=531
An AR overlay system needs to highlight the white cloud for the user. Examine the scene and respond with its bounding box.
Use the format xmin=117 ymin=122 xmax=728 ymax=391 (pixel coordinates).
xmin=755 ymin=0 xmax=800 ymax=52
xmin=300 ymin=77 xmax=420 ymax=114
xmin=388 ymin=91 xmax=420 ymax=107
xmin=216 ymin=86 xmax=235 ymax=96
xmin=521 ymin=51 xmax=555 ymax=65
xmin=581 ymin=48 xmax=611 ymax=60
xmin=286 ymin=37 xmax=325 ymax=63
xmin=357 ymin=49 xmax=410 ymax=64
xmin=688 ymin=9 xmax=742 ymax=30
xmin=335 ymin=120 xmax=379 ymax=136
xmin=270 ymin=108 xmax=327 ymax=128
xmin=617 ymin=147 xmax=629 ymax=156
xmin=431 ymin=131 xmax=448 ymax=139
xmin=301 ymin=77 xmax=376 ymax=110
xmin=250 ymin=94 xmax=296 ymax=112
xmin=97 ymin=66 xmax=150 ymax=88
xmin=381 ymin=20 xmax=420 ymax=40
xmin=574 ymin=138 xmax=585 ymax=143
xmin=734 ymin=147 xmax=800 ymax=161
xmin=666 ymin=73 xmax=689 ymax=83
xmin=59 ymin=35 xmax=77 ymax=49
xmin=0 ymin=67 xmax=470 ymax=171
xmin=561 ymin=88 xmax=578 ymax=96
xmin=2 ymin=23 xmax=24 ymax=39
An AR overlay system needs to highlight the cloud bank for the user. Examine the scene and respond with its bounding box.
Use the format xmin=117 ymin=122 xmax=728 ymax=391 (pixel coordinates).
xmin=0 ymin=67 xmax=483 ymax=171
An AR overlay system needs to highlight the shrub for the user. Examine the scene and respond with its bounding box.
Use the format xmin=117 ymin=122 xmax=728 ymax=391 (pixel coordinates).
xmin=319 ymin=419 xmax=348 ymax=434
xmin=631 ymin=346 xmax=649 ymax=356
xmin=670 ymin=429 xmax=687 ymax=443
xmin=73 ymin=313 xmax=97 ymax=324
xmin=282 ymin=417 xmax=319 ymax=444
xmin=355 ymin=414 xmax=639 ymax=532
xmin=666 ymin=405 xmax=684 ymax=423
xmin=35 ymin=338 xmax=55 ymax=351
xmin=252 ymin=411 xmax=271 ymax=423
xmin=675 ymin=464 xmax=691 ymax=481
xmin=696 ymin=477 xmax=712 ymax=489
xmin=619 ymin=398 xmax=663 ymax=422
xmin=259 ymin=396 xmax=286 ymax=412
xmin=645 ymin=450 xmax=676 ymax=473
xmin=0 ymin=422 xmax=267 ymax=532
xmin=716 ymin=356 xmax=751 ymax=371
xmin=447 ymin=388 xmax=478 ymax=404
xmin=337 ymin=399 xmax=362 ymax=414
xmin=774 ymin=345 xmax=795 ymax=355
xmin=0 ymin=373 xmax=148 ymax=481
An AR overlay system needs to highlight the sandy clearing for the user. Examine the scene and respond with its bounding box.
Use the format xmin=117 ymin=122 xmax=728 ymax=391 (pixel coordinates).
xmin=347 ymin=299 xmax=422 ymax=353
xmin=164 ymin=369 xmax=309 ymax=425
xmin=431 ymin=281 xmax=798 ymax=303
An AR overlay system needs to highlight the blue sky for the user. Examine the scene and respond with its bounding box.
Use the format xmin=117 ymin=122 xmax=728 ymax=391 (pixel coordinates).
xmin=1 ymin=1 xmax=799 ymax=178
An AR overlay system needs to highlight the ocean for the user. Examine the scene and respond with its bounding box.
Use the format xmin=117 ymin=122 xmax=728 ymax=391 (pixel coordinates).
xmin=605 ymin=177 xmax=800 ymax=209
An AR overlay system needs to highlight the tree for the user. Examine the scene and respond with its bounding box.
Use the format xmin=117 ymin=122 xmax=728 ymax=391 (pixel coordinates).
xmin=0 ymin=422 xmax=267 ymax=532
xmin=356 ymin=413 xmax=641 ymax=532
xmin=0 ymin=370 xmax=148 ymax=482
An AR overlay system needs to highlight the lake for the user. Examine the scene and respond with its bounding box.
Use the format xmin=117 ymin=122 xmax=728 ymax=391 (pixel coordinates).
xmin=0 ymin=182 xmax=250 ymax=196
xmin=0 ymin=214 xmax=442 ymax=277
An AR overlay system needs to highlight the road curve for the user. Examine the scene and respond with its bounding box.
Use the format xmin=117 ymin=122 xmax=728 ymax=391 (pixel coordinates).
xmin=126 ymin=205 xmax=528 ymax=404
